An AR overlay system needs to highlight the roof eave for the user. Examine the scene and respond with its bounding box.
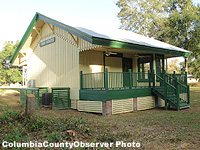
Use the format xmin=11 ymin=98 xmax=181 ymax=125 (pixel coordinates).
xmin=92 ymin=37 xmax=192 ymax=58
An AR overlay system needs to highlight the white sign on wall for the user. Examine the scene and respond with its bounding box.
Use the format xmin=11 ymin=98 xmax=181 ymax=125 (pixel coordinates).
xmin=40 ymin=37 xmax=55 ymax=47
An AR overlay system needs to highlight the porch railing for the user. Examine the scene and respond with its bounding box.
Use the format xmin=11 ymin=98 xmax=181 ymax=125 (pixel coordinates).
xmin=80 ymin=69 xmax=187 ymax=91
xmin=80 ymin=69 xmax=151 ymax=90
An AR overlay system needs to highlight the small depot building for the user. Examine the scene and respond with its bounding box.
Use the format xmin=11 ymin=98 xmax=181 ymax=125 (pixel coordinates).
xmin=10 ymin=13 xmax=191 ymax=115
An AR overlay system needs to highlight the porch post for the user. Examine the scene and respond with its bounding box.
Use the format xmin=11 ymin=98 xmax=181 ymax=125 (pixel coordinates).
xmin=173 ymin=71 xmax=176 ymax=86
xmin=153 ymin=54 xmax=156 ymax=84
xmin=129 ymin=69 xmax=133 ymax=89
xmin=80 ymin=71 xmax=83 ymax=90
xmin=185 ymin=57 xmax=188 ymax=72
xmin=104 ymin=68 xmax=108 ymax=90
xmin=153 ymin=53 xmax=156 ymax=73
xmin=148 ymin=70 xmax=151 ymax=88
xmin=152 ymin=69 xmax=155 ymax=89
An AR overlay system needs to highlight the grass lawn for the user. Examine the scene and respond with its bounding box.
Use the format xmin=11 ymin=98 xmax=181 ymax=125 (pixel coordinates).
xmin=0 ymin=87 xmax=200 ymax=149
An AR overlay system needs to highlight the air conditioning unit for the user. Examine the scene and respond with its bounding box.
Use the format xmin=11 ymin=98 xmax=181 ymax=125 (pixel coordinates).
xmin=42 ymin=93 xmax=52 ymax=106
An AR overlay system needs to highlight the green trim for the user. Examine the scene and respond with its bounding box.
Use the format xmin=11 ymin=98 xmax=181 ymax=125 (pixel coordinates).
xmin=79 ymin=90 xmax=107 ymax=102
xmin=79 ymin=88 xmax=152 ymax=102
xmin=10 ymin=13 xmax=38 ymax=64
xmin=92 ymin=37 xmax=191 ymax=58
xmin=106 ymin=88 xmax=152 ymax=100
xmin=104 ymin=68 xmax=108 ymax=90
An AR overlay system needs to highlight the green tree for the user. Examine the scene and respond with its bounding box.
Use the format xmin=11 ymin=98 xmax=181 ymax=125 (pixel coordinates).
xmin=158 ymin=0 xmax=199 ymax=50
xmin=0 ymin=63 xmax=7 ymax=83
xmin=0 ymin=41 xmax=22 ymax=84
xmin=0 ymin=41 xmax=18 ymax=60
xmin=116 ymin=0 xmax=168 ymax=37
xmin=188 ymin=57 xmax=200 ymax=79
xmin=117 ymin=0 xmax=200 ymax=79
xmin=167 ymin=59 xmax=181 ymax=74
xmin=187 ymin=8 xmax=200 ymax=79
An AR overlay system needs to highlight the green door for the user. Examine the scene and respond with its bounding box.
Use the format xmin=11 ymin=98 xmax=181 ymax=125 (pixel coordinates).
xmin=123 ymin=58 xmax=132 ymax=87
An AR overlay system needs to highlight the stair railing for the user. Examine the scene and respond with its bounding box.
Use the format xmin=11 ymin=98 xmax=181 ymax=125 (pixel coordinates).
xmin=152 ymin=70 xmax=190 ymax=110
xmin=177 ymin=80 xmax=190 ymax=105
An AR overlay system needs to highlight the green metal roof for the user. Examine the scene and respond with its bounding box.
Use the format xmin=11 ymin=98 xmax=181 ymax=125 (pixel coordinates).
xmin=10 ymin=12 xmax=192 ymax=64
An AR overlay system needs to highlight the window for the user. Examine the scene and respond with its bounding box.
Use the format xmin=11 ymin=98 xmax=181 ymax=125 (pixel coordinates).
xmin=155 ymin=54 xmax=164 ymax=76
xmin=138 ymin=54 xmax=153 ymax=81
xmin=138 ymin=54 xmax=153 ymax=73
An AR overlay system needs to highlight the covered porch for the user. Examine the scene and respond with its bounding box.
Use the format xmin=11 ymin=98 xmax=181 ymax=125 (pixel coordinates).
xmin=78 ymin=47 xmax=190 ymax=115
xmin=79 ymin=46 xmax=167 ymax=99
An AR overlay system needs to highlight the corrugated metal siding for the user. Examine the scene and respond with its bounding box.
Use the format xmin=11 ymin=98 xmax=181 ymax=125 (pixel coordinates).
xmin=112 ymin=98 xmax=133 ymax=114
xmin=78 ymin=100 xmax=102 ymax=113
xmin=78 ymin=38 xmax=101 ymax=52
xmin=137 ymin=96 xmax=155 ymax=110
xmin=28 ymin=23 xmax=79 ymax=99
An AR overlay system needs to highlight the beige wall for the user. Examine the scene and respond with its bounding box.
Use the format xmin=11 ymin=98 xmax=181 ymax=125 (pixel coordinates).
xmin=79 ymin=51 xmax=138 ymax=73
xmin=79 ymin=50 xmax=104 ymax=73
xmin=28 ymin=23 xmax=79 ymax=100
xmin=105 ymin=57 xmax=122 ymax=72
xmin=79 ymin=51 xmax=124 ymax=73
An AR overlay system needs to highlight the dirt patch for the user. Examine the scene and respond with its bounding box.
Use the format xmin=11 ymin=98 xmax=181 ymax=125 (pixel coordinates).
xmin=0 ymin=90 xmax=20 ymax=108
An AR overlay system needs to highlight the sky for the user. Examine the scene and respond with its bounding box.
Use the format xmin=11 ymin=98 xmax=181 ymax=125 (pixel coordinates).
xmin=0 ymin=0 xmax=200 ymax=61
xmin=0 ymin=0 xmax=120 ymax=50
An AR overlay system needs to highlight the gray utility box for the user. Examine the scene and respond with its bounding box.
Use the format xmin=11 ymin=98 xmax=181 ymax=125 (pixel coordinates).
xmin=28 ymin=79 xmax=35 ymax=88
xmin=42 ymin=93 xmax=52 ymax=106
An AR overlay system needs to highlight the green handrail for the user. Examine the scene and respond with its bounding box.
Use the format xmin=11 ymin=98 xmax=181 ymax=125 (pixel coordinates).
xmin=166 ymin=82 xmax=176 ymax=90
xmin=153 ymin=70 xmax=190 ymax=110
